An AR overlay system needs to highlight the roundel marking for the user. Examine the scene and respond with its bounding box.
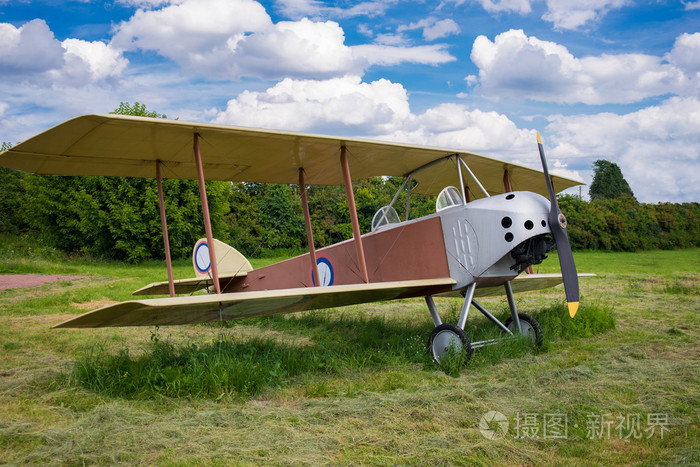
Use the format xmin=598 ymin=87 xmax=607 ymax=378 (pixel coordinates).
xmin=312 ymin=257 xmax=334 ymax=286
xmin=194 ymin=242 xmax=211 ymax=273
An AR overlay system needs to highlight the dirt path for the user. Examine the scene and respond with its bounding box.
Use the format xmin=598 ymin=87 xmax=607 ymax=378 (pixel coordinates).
xmin=0 ymin=274 xmax=89 ymax=290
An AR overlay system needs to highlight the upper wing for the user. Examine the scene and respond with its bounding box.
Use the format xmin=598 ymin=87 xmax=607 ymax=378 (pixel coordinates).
xmin=0 ymin=114 xmax=582 ymax=198
xmin=474 ymin=273 xmax=596 ymax=297
xmin=54 ymin=278 xmax=456 ymax=328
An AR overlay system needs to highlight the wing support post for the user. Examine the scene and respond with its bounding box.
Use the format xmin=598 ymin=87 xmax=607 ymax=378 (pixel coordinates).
xmin=156 ymin=160 xmax=176 ymax=297
xmin=340 ymin=146 xmax=370 ymax=283
xmin=193 ymin=133 xmax=221 ymax=294
xmin=299 ymin=168 xmax=320 ymax=287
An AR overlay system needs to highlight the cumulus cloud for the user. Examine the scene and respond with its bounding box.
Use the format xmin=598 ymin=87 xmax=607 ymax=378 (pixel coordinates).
xmin=213 ymin=75 xmax=411 ymax=133
xmin=111 ymin=0 xmax=272 ymax=63
xmin=111 ymin=0 xmax=453 ymax=79
xmin=0 ymin=19 xmax=65 ymax=76
xmin=547 ymin=96 xmax=700 ymax=202
xmin=666 ymin=32 xmax=700 ymax=73
xmin=0 ymin=19 xmax=127 ymax=85
xmin=60 ymin=39 xmax=129 ymax=82
xmin=542 ymin=0 xmax=629 ymax=30
xmin=380 ymin=103 xmax=536 ymax=155
xmin=470 ymin=29 xmax=699 ymax=105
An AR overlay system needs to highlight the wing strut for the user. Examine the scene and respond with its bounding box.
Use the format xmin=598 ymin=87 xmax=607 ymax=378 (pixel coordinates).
xmin=299 ymin=168 xmax=320 ymax=286
xmin=193 ymin=134 xmax=221 ymax=294
xmin=156 ymin=160 xmax=176 ymax=297
xmin=340 ymin=146 xmax=369 ymax=283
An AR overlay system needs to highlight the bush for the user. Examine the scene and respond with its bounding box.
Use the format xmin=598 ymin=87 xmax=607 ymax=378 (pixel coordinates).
xmin=559 ymin=195 xmax=700 ymax=251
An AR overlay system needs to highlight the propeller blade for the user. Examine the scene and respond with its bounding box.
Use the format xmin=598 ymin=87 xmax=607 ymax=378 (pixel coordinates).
xmin=537 ymin=132 xmax=580 ymax=317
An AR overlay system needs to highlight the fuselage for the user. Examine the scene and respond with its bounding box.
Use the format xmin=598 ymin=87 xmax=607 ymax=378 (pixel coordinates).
xmin=220 ymin=191 xmax=552 ymax=298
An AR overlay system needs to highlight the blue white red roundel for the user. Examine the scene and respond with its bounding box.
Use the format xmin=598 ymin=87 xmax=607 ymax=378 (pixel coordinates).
xmin=194 ymin=242 xmax=211 ymax=273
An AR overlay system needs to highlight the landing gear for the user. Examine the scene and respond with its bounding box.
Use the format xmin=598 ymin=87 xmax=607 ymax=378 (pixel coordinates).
xmin=504 ymin=313 xmax=542 ymax=348
xmin=428 ymin=323 xmax=472 ymax=365
xmin=425 ymin=280 xmax=543 ymax=365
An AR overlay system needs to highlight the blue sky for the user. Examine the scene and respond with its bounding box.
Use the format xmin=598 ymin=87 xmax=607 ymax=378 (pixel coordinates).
xmin=1 ymin=0 xmax=699 ymax=203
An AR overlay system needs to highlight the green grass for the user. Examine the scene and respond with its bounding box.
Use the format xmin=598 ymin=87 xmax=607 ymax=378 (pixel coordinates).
xmin=69 ymin=302 xmax=615 ymax=399
xmin=0 ymin=243 xmax=698 ymax=464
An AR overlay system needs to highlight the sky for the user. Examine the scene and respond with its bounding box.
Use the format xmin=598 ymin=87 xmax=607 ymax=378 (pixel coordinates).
xmin=1 ymin=0 xmax=699 ymax=203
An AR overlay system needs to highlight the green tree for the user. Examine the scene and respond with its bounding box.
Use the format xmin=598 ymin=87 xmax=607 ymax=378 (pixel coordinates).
xmin=0 ymin=141 xmax=30 ymax=234
xmin=589 ymin=159 xmax=635 ymax=201
xmin=110 ymin=102 xmax=167 ymax=119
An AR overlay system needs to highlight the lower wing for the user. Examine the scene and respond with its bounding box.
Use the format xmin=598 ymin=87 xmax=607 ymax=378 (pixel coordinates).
xmin=474 ymin=273 xmax=596 ymax=297
xmin=54 ymin=278 xmax=456 ymax=328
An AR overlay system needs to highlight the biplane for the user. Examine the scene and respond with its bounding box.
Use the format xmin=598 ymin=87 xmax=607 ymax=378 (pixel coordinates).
xmin=0 ymin=114 xmax=591 ymax=363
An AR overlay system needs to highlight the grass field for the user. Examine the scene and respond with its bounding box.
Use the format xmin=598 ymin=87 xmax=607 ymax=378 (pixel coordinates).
xmin=1 ymin=239 xmax=698 ymax=465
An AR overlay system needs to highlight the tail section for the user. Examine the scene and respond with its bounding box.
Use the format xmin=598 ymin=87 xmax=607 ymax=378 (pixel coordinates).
xmin=133 ymin=239 xmax=252 ymax=296
xmin=193 ymin=238 xmax=253 ymax=278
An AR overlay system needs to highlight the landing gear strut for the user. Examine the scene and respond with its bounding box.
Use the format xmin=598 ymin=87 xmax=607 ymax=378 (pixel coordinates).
xmin=425 ymin=281 xmax=542 ymax=365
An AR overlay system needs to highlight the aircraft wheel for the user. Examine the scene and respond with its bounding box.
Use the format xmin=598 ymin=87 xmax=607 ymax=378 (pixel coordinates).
xmin=428 ymin=323 xmax=472 ymax=365
xmin=504 ymin=313 xmax=543 ymax=348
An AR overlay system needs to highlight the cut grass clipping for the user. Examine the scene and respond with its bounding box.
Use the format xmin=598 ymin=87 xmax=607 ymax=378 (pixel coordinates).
xmin=71 ymin=301 xmax=614 ymax=400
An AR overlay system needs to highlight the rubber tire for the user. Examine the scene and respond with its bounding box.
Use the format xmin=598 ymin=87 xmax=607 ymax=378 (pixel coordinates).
xmin=504 ymin=313 xmax=543 ymax=348
xmin=428 ymin=323 xmax=472 ymax=365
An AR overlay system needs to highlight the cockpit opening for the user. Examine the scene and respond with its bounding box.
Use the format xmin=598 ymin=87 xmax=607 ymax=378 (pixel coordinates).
xmin=436 ymin=186 xmax=463 ymax=212
xmin=371 ymin=205 xmax=401 ymax=232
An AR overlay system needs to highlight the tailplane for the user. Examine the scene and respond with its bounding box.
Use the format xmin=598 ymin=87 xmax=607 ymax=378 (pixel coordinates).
xmin=193 ymin=238 xmax=253 ymax=278
xmin=132 ymin=239 xmax=252 ymax=296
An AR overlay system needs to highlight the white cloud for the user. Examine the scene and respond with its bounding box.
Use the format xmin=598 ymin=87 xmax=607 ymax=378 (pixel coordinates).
xmin=470 ymin=29 xmax=699 ymax=105
xmin=227 ymin=19 xmax=361 ymax=79
xmin=547 ymin=96 xmax=700 ymax=202
xmin=682 ymin=0 xmax=700 ymax=10
xmin=353 ymin=43 xmax=455 ymax=67
xmin=450 ymin=0 xmax=627 ymax=29
xmin=112 ymin=0 xmax=452 ymax=79
xmin=542 ymin=0 xmax=629 ymax=30
xmin=380 ymin=103 xmax=536 ymax=155
xmin=397 ymin=18 xmax=460 ymax=41
xmin=213 ymin=75 xmax=411 ymax=134
xmin=61 ymin=39 xmax=129 ymax=81
xmin=458 ymin=0 xmax=532 ymax=14
xmin=0 ymin=19 xmax=65 ymax=76
xmin=274 ymin=0 xmax=396 ymax=20
xmin=666 ymin=32 xmax=700 ymax=73
xmin=111 ymin=0 xmax=272 ymax=64
xmin=0 ymin=19 xmax=127 ymax=85
xmin=114 ymin=0 xmax=181 ymax=7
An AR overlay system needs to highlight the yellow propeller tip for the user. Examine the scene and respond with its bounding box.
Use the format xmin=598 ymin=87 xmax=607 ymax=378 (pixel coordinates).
xmin=568 ymin=301 xmax=579 ymax=318
xmin=537 ymin=131 xmax=542 ymax=144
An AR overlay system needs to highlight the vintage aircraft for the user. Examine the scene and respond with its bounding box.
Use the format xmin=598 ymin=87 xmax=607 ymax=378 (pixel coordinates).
xmin=0 ymin=114 xmax=591 ymax=363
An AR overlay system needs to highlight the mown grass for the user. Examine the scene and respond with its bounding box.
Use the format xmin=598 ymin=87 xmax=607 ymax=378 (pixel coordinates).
xmin=1 ymin=243 xmax=698 ymax=464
